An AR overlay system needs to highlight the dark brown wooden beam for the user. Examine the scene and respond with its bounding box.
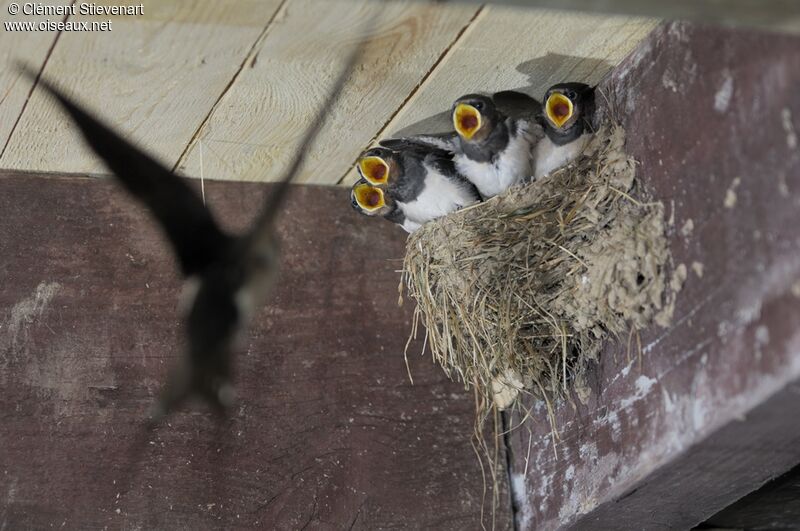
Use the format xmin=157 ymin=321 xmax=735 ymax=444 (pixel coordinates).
xmin=0 ymin=175 xmax=510 ymax=529
xmin=505 ymin=21 xmax=800 ymax=530
xmin=697 ymin=462 xmax=800 ymax=529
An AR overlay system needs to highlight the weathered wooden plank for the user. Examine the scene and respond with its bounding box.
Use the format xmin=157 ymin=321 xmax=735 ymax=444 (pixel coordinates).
xmin=0 ymin=0 xmax=283 ymax=173
xmin=0 ymin=173 xmax=510 ymax=529
xmin=381 ymin=0 xmax=800 ymax=34
xmin=0 ymin=0 xmax=63 ymax=155
xmin=340 ymin=7 xmax=657 ymax=185
xmin=504 ymin=21 xmax=800 ymax=530
xmin=698 ymin=463 xmax=800 ymax=529
xmin=175 ymin=0 xmax=481 ymax=185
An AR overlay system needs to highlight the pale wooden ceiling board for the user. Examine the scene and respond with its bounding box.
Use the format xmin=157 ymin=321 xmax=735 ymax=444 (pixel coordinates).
xmin=0 ymin=0 xmax=284 ymax=173
xmin=339 ymin=7 xmax=657 ymax=186
xmin=0 ymin=0 xmax=65 ymax=155
xmin=390 ymin=0 xmax=800 ymax=33
xmin=0 ymin=1 xmax=658 ymax=187
xmin=176 ymin=0 xmax=481 ymax=185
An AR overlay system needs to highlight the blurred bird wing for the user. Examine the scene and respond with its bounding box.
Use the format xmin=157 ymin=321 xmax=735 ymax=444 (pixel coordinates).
xmin=24 ymin=67 xmax=230 ymax=277
xmin=244 ymin=33 xmax=371 ymax=255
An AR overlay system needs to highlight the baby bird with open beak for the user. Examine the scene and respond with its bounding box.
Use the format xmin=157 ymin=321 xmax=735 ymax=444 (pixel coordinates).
xmin=350 ymin=144 xmax=480 ymax=232
xmin=449 ymin=91 xmax=543 ymax=199
xmin=350 ymin=178 xmax=421 ymax=233
xmin=533 ymin=82 xmax=596 ymax=179
xmin=381 ymin=91 xmax=543 ymax=199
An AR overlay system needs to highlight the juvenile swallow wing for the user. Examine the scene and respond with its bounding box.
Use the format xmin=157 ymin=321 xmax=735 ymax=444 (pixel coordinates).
xmin=493 ymin=90 xmax=542 ymax=122
xmin=579 ymin=84 xmax=598 ymax=130
xmin=494 ymin=90 xmax=545 ymax=144
xmin=20 ymin=66 xmax=230 ymax=276
xmin=425 ymin=151 xmax=481 ymax=202
xmin=379 ymin=132 xmax=459 ymax=153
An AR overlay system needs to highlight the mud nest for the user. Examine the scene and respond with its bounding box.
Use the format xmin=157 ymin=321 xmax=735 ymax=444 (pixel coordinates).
xmin=402 ymin=125 xmax=685 ymax=414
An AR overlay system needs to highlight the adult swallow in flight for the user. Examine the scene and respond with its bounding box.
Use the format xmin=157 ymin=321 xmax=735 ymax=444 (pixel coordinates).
xmin=17 ymin=38 xmax=365 ymax=422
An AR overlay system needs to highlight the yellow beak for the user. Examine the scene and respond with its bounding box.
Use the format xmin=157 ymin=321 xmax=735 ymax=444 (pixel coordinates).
xmin=545 ymin=93 xmax=574 ymax=128
xmin=453 ymin=103 xmax=482 ymax=140
xmin=353 ymin=183 xmax=385 ymax=212
xmin=358 ymin=156 xmax=390 ymax=185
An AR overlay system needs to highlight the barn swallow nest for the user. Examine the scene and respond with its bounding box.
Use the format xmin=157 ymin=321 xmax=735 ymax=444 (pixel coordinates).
xmin=402 ymin=125 xmax=686 ymax=415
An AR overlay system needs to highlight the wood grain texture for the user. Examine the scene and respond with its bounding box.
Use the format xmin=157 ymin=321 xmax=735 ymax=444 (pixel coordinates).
xmin=0 ymin=0 xmax=63 ymax=154
xmin=503 ymin=22 xmax=800 ymax=530
xmin=0 ymin=173 xmax=510 ymax=529
xmin=0 ymin=0 xmax=283 ymax=173
xmin=175 ymin=0 xmax=481 ymax=185
xmin=698 ymin=463 xmax=800 ymax=529
xmin=1 ymin=1 xmax=655 ymax=187
xmin=340 ymin=6 xmax=657 ymax=185
xmin=382 ymin=0 xmax=800 ymax=33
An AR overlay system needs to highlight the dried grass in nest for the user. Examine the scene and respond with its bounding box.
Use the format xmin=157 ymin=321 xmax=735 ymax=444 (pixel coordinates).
xmin=402 ymin=125 xmax=681 ymax=419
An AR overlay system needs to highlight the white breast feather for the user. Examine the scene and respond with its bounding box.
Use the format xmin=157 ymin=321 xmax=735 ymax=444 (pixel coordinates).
xmin=455 ymin=127 xmax=534 ymax=198
xmin=401 ymin=219 xmax=422 ymax=233
xmin=398 ymin=165 xmax=476 ymax=226
xmin=533 ymin=133 xmax=591 ymax=180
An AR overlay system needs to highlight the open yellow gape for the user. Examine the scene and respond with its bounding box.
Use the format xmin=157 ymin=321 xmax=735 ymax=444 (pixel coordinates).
xmin=353 ymin=183 xmax=385 ymax=212
xmin=358 ymin=156 xmax=390 ymax=185
xmin=546 ymin=93 xmax=574 ymax=128
xmin=453 ymin=103 xmax=482 ymax=139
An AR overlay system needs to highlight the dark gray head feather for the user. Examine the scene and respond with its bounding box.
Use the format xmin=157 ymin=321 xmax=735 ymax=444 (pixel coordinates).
xmin=539 ymin=82 xmax=596 ymax=146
